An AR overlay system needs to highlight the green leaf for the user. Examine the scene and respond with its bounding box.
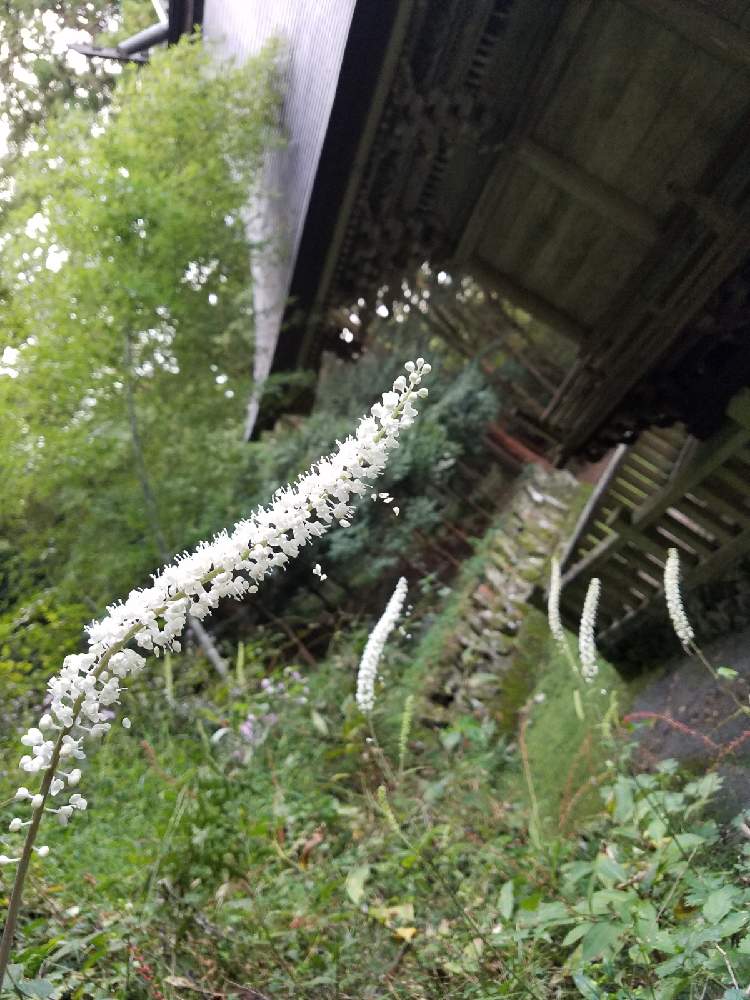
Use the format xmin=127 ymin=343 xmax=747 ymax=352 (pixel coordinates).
xmin=16 ymin=980 xmax=57 ymax=999
xmin=572 ymin=970 xmax=601 ymax=998
xmin=588 ymin=888 xmax=637 ymax=918
xmin=655 ymin=954 xmax=687 ymax=978
xmin=345 ymin=864 xmax=370 ymax=905
xmin=716 ymin=911 xmax=749 ymax=938
xmin=612 ymin=776 xmax=635 ymax=822
xmin=718 ymin=667 xmax=738 ymax=679
xmin=562 ymin=922 xmax=593 ymax=947
xmin=703 ymin=885 xmax=739 ymax=924
xmin=499 ymin=879 xmax=515 ymax=920
xmin=581 ymin=921 xmax=622 ymax=961
xmin=593 ymin=853 xmax=627 ymax=886
xmin=519 ymin=900 xmax=571 ymax=927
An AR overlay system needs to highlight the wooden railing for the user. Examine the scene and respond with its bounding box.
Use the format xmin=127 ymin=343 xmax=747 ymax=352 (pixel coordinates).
xmin=558 ymin=389 xmax=750 ymax=646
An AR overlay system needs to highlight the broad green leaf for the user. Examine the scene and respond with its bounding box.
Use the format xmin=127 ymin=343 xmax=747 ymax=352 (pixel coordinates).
xmin=581 ymin=921 xmax=622 ymax=961
xmin=439 ymin=729 xmax=462 ymax=751
xmin=588 ymin=888 xmax=637 ymax=918
xmin=703 ymin=886 xmax=739 ymax=924
xmin=655 ymin=954 xmax=687 ymax=978
xmin=593 ymin=853 xmax=627 ymax=886
xmin=612 ymin=776 xmax=635 ymax=822
xmin=572 ymin=970 xmax=601 ymax=998
xmin=716 ymin=911 xmax=749 ymax=938
xmin=562 ymin=922 xmax=592 ymax=947
xmin=519 ymin=900 xmax=571 ymax=927
xmin=15 ymin=980 xmax=57 ymax=999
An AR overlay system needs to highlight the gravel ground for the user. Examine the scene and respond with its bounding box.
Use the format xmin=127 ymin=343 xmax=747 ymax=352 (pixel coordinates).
xmin=629 ymin=625 xmax=750 ymax=820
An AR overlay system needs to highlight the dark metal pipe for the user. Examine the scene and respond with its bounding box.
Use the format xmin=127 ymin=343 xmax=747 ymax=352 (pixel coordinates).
xmin=118 ymin=22 xmax=169 ymax=54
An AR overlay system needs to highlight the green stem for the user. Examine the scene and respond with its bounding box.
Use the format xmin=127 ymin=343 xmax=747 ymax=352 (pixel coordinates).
xmin=0 ymin=735 xmax=63 ymax=989
xmin=368 ymin=717 xmax=397 ymax=787
xmin=0 ymin=616 xmax=143 ymax=989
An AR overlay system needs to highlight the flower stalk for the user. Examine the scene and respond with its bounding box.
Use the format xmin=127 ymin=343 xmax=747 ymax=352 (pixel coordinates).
xmin=0 ymin=359 xmax=431 ymax=989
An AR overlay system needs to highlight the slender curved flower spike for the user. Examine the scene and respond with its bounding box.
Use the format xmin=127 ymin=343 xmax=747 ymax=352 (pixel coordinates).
xmin=356 ymin=577 xmax=408 ymax=714
xmin=578 ymin=577 xmax=601 ymax=681
xmin=0 ymin=359 xmax=431 ymax=988
xmin=664 ymin=547 xmax=694 ymax=647
xmin=547 ymin=557 xmax=565 ymax=647
xmin=547 ymin=557 xmax=580 ymax=678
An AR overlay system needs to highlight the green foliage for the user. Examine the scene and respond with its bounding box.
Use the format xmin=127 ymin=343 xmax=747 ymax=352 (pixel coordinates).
xmin=0 ymin=2 xmax=118 ymax=169
xmin=0 ymin=594 xmax=89 ymax=726
xmin=0 ymin=37 xmax=279 ymax=691
xmin=247 ymin=346 xmax=499 ymax=590
xmin=2 ymin=557 xmax=750 ymax=998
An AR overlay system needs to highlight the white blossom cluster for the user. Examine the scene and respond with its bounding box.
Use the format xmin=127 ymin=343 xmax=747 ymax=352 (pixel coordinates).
xmin=664 ymin=547 xmax=694 ymax=646
xmin=547 ymin=557 xmax=565 ymax=646
xmin=356 ymin=577 xmax=408 ymax=714
xmin=3 ymin=360 xmax=431 ymax=862
xmin=578 ymin=577 xmax=601 ymax=681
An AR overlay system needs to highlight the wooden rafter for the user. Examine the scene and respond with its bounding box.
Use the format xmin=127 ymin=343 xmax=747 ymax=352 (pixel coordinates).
xmin=624 ymin=0 xmax=750 ymax=69
xmin=466 ymin=257 xmax=588 ymax=345
xmin=515 ymin=139 xmax=659 ymax=243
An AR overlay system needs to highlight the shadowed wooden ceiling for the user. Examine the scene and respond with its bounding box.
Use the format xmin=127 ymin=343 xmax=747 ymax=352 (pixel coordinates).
xmin=283 ymin=0 xmax=750 ymax=458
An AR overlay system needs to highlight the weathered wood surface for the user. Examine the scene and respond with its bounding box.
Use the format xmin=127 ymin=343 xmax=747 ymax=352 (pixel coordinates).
xmin=558 ymin=391 xmax=750 ymax=646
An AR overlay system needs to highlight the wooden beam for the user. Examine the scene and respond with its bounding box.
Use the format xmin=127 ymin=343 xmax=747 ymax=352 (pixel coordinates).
xmin=624 ymin=0 xmax=750 ymax=69
xmin=633 ymin=421 xmax=750 ymax=529
xmin=452 ymin=0 xmax=597 ymax=263
xmin=516 ymin=139 xmax=659 ymax=243
xmin=466 ymin=257 xmax=589 ymax=345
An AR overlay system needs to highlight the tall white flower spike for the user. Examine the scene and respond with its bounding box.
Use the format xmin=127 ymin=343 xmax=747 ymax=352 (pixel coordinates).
xmin=6 ymin=360 xmax=431 ymax=850
xmin=664 ymin=547 xmax=694 ymax=646
xmin=356 ymin=577 xmax=408 ymax=714
xmin=578 ymin=578 xmax=601 ymax=681
xmin=547 ymin=558 xmax=565 ymax=647
xmin=1 ymin=359 xmax=432 ymax=994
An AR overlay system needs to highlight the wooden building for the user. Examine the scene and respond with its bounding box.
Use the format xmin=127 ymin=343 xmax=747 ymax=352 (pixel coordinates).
xmin=277 ymin=0 xmax=750 ymax=464
xmin=80 ymin=0 xmax=750 ymax=461
xmin=77 ymin=0 xmax=750 ymax=647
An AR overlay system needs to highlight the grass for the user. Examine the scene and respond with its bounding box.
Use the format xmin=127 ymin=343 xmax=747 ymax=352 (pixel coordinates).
xmin=2 ymin=527 xmax=726 ymax=999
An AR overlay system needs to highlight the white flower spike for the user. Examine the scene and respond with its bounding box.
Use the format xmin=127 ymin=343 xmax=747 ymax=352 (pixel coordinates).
xmin=664 ymin=547 xmax=694 ymax=646
xmin=578 ymin=578 xmax=601 ymax=681
xmin=547 ymin=558 xmax=565 ymax=647
xmin=356 ymin=577 xmax=408 ymax=714
xmin=8 ymin=360 xmax=430 ymax=846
